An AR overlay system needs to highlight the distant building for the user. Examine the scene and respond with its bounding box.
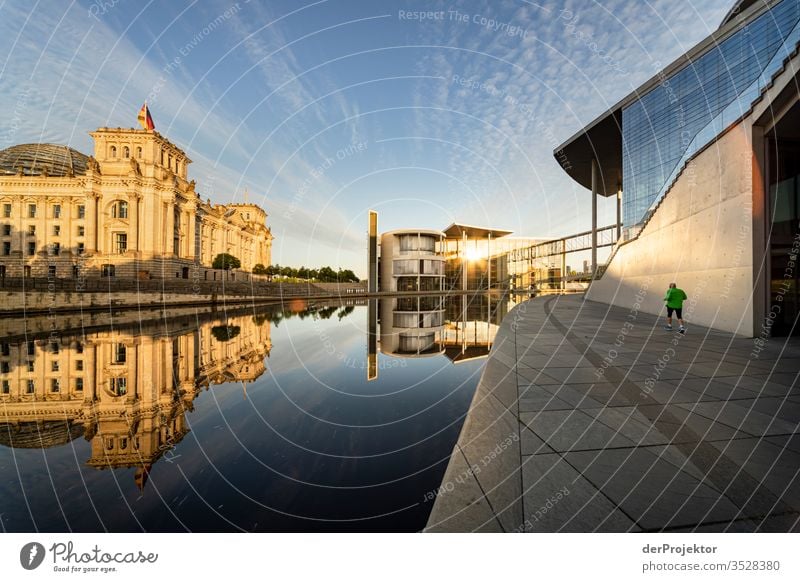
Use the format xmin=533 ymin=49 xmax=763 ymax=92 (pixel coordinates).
xmin=0 ymin=127 xmax=272 ymax=280
xmin=378 ymin=229 xmax=446 ymax=292
xmin=374 ymin=222 xmax=544 ymax=292
xmin=556 ymin=0 xmax=800 ymax=336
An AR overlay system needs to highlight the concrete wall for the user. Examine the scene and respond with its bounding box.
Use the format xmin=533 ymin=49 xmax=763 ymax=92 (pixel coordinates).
xmin=0 ymin=281 xmax=367 ymax=315
xmin=588 ymin=120 xmax=758 ymax=336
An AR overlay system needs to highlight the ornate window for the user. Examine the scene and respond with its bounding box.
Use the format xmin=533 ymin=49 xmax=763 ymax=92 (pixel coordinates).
xmin=112 ymin=343 xmax=126 ymax=364
xmin=114 ymin=232 xmax=127 ymax=254
xmin=123 ymin=146 xmax=130 ymax=158
xmin=111 ymin=201 xmax=128 ymax=219
xmin=109 ymin=376 xmax=127 ymax=396
xmin=110 ymin=146 xmax=117 ymax=158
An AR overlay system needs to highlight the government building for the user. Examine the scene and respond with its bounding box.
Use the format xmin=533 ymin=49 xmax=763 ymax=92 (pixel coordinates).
xmin=556 ymin=0 xmax=800 ymax=337
xmin=0 ymin=127 xmax=272 ymax=280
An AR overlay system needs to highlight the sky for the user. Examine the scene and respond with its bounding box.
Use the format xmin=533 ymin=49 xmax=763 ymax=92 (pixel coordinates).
xmin=0 ymin=0 xmax=732 ymax=276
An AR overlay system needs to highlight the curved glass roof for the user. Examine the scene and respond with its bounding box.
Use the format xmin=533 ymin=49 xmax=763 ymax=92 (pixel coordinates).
xmin=0 ymin=143 xmax=90 ymax=177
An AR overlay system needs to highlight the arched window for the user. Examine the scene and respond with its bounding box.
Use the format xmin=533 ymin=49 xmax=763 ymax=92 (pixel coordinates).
xmin=110 ymin=376 xmax=127 ymax=396
xmin=136 ymin=147 xmax=142 ymax=158
xmin=111 ymin=201 xmax=128 ymax=219
xmin=123 ymin=146 xmax=130 ymax=158
xmin=110 ymin=146 xmax=117 ymax=158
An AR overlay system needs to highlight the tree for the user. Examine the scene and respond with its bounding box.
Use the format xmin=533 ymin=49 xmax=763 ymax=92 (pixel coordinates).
xmin=339 ymin=269 xmax=359 ymax=283
xmin=212 ymin=253 xmax=241 ymax=270
xmin=317 ymin=266 xmax=336 ymax=282
xmin=211 ymin=325 xmax=241 ymax=342
xmin=252 ymin=263 xmax=268 ymax=275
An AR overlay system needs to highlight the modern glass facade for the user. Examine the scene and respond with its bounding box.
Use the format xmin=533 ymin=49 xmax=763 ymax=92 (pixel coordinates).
xmin=622 ymin=0 xmax=800 ymax=228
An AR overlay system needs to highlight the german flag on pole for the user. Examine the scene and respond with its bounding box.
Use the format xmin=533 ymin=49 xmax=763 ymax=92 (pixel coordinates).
xmin=137 ymin=102 xmax=155 ymax=131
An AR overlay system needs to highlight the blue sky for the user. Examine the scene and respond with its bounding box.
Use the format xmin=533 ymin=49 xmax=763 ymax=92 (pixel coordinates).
xmin=0 ymin=0 xmax=731 ymax=275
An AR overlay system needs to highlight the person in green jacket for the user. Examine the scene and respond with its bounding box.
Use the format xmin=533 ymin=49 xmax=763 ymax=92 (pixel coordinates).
xmin=664 ymin=282 xmax=688 ymax=333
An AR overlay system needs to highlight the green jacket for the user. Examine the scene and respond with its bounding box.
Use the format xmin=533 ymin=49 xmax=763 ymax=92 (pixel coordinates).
xmin=664 ymin=287 xmax=687 ymax=309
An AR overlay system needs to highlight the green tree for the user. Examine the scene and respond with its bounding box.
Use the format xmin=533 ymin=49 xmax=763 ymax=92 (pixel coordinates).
xmin=339 ymin=269 xmax=359 ymax=283
xmin=211 ymin=325 xmax=241 ymax=342
xmin=317 ymin=266 xmax=336 ymax=282
xmin=212 ymin=253 xmax=241 ymax=270
xmin=252 ymin=263 xmax=268 ymax=275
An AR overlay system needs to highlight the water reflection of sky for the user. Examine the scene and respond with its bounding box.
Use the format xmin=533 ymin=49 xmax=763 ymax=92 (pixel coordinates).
xmin=0 ymin=294 xmax=514 ymax=531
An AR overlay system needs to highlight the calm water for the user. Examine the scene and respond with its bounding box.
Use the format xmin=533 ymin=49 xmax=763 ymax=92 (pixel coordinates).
xmin=0 ymin=293 xmax=518 ymax=532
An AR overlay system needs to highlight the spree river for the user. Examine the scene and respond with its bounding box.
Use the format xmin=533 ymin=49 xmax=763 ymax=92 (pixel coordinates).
xmin=0 ymin=293 xmax=520 ymax=532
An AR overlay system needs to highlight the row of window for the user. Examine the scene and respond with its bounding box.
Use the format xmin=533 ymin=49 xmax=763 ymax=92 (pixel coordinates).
xmin=107 ymin=143 xmax=183 ymax=175
xmin=2 ymin=203 xmax=86 ymax=219
xmin=0 ymin=264 xmax=131 ymax=278
xmin=0 ymin=341 xmax=82 ymax=356
xmin=1 ymin=233 xmax=126 ymax=256
xmin=1 ymin=377 xmax=84 ymax=394
xmin=104 ymin=435 xmax=139 ymax=451
xmin=109 ymin=145 xmax=142 ymax=159
xmin=1 ymin=224 xmax=86 ymax=237
xmin=0 ymin=377 xmax=128 ymax=395
xmin=398 ymin=234 xmax=437 ymax=254
xmin=0 ymin=201 xmax=128 ymax=219
xmin=393 ymin=259 xmax=445 ymax=275
xmin=0 ymin=359 xmax=84 ymax=373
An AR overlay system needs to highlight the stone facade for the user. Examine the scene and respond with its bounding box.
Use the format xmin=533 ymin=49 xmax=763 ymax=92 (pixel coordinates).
xmin=0 ymin=127 xmax=272 ymax=280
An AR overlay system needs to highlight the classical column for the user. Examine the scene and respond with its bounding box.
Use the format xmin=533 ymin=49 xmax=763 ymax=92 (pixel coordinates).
xmin=127 ymin=341 xmax=138 ymax=404
xmin=84 ymin=344 xmax=96 ymax=404
xmin=591 ymin=158 xmax=598 ymax=278
xmin=165 ymin=198 xmax=175 ymax=257
xmin=129 ymin=194 xmax=139 ymax=255
xmin=86 ymin=194 xmax=99 ymax=254
xmin=186 ymin=208 xmax=196 ymax=260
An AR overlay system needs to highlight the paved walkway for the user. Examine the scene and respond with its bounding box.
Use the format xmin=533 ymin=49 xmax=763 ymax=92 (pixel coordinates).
xmin=425 ymin=294 xmax=800 ymax=532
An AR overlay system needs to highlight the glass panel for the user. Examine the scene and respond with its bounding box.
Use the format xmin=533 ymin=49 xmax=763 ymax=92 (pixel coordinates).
xmin=622 ymin=0 xmax=800 ymax=227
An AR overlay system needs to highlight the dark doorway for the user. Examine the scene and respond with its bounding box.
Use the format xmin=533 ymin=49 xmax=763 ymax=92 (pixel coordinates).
xmin=766 ymin=101 xmax=800 ymax=336
xmin=182 ymin=267 xmax=189 ymax=279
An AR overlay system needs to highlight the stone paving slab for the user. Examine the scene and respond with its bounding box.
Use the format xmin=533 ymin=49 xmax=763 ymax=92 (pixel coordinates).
xmin=425 ymin=294 xmax=800 ymax=532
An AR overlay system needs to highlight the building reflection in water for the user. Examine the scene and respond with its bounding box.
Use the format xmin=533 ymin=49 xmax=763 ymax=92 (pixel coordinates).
xmin=0 ymin=294 xmax=514 ymax=489
xmin=372 ymin=292 xmax=519 ymax=378
xmin=0 ymin=310 xmax=272 ymax=491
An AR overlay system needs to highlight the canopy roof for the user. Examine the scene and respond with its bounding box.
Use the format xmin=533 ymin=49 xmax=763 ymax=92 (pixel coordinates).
xmin=442 ymin=223 xmax=513 ymax=239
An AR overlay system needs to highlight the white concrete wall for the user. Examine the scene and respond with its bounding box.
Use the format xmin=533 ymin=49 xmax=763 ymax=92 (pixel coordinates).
xmin=379 ymin=233 xmax=397 ymax=292
xmin=588 ymin=121 xmax=757 ymax=336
